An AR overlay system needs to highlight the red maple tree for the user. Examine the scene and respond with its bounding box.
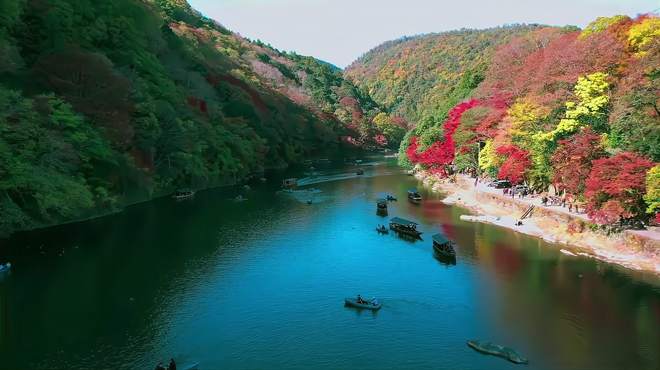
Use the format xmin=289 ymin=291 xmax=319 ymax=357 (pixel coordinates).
xmin=496 ymin=145 xmax=530 ymax=184
xmin=585 ymin=152 xmax=654 ymax=224
xmin=406 ymin=99 xmax=483 ymax=174
xmin=551 ymin=128 xmax=607 ymax=195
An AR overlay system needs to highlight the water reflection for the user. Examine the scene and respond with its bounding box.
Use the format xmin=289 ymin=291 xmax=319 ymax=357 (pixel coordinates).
xmin=0 ymin=158 xmax=658 ymax=370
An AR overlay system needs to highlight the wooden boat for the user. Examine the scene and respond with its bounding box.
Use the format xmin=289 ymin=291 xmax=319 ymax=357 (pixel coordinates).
xmin=407 ymin=189 xmax=422 ymax=204
xmin=467 ymin=340 xmax=529 ymax=364
xmin=172 ymin=189 xmax=195 ymax=200
xmin=345 ymin=297 xmax=382 ymax=310
xmin=0 ymin=263 xmax=11 ymax=274
xmin=432 ymin=233 xmax=456 ymax=258
xmin=389 ymin=217 xmax=423 ymax=239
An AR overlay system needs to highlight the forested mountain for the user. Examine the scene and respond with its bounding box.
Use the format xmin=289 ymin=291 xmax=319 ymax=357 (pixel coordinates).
xmin=345 ymin=25 xmax=545 ymax=130
xmin=0 ymin=0 xmax=391 ymax=236
xmin=347 ymin=16 xmax=659 ymax=225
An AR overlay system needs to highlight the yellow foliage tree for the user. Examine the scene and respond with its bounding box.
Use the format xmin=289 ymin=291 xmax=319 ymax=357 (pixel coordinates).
xmin=580 ymin=15 xmax=629 ymax=38
xmin=628 ymin=17 xmax=660 ymax=56
xmin=536 ymin=72 xmax=609 ymax=143
xmin=645 ymin=165 xmax=660 ymax=215
xmin=478 ymin=139 xmax=500 ymax=175
xmin=508 ymin=100 xmax=548 ymax=150
xmin=372 ymin=112 xmax=391 ymax=127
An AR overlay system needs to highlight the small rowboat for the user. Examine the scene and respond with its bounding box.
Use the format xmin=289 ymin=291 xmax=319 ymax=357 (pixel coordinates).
xmin=345 ymin=298 xmax=382 ymax=310
xmin=467 ymin=340 xmax=528 ymax=364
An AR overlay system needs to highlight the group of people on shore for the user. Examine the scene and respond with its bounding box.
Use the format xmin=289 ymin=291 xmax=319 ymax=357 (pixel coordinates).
xmin=541 ymin=194 xmax=582 ymax=213
xmin=471 ymin=173 xmax=585 ymax=215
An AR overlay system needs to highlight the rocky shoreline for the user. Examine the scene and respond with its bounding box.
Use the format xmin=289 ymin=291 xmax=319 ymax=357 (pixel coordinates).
xmin=415 ymin=171 xmax=660 ymax=275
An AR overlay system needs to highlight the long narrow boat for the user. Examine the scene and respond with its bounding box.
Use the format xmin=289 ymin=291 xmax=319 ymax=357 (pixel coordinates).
xmin=467 ymin=340 xmax=529 ymax=364
xmin=172 ymin=189 xmax=195 ymax=200
xmin=344 ymin=298 xmax=382 ymax=310
xmin=389 ymin=217 xmax=423 ymax=239
xmin=432 ymin=233 xmax=456 ymax=259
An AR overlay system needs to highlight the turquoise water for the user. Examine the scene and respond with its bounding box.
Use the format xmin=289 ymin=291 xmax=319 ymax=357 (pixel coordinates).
xmin=1 ymin=159 xmax=659 ymax=369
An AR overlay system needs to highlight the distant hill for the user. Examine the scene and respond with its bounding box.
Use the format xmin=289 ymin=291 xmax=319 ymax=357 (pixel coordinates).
xmin=345 ymin=25 xmax=546 ymax=126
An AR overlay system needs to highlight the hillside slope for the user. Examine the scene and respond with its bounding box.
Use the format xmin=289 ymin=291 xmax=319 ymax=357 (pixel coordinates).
xmin=0 ymin=0 xmax=388 ymax=236
xmin=348 ymin=16 xmax=659 ymax=225
xmin=345 ymin=25 xmax=547 ymax=128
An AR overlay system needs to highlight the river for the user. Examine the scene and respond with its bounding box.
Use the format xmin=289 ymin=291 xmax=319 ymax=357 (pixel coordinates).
xmin=1 ymin=158 xmax=658 ymax=370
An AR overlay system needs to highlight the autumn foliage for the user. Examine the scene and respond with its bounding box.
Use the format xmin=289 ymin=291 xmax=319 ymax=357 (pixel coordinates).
xmin=551 ymin=128 xmax=606 ymax=195
xmin=585 ymin=152 xmax=654 ymax=224
xmin=393 ymin=14 xmax=659 ymax=225
xmin=406 ymin=99 xmax=482 ymax=173
xmin=496 ymin=145 xmax=530 ymax=184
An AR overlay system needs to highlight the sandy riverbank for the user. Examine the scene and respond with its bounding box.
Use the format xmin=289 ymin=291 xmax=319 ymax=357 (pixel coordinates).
xmin=415 ymin=171 xmax=660 ymax=274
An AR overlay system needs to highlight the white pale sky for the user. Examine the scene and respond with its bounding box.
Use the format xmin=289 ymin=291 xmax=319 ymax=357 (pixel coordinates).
xmin=188 ymin=0 xmax=659 ymax=68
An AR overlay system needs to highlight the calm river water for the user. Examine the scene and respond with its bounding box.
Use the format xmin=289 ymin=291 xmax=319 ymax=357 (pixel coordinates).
xmin=0 ymin=158 xmax=659 ymax=370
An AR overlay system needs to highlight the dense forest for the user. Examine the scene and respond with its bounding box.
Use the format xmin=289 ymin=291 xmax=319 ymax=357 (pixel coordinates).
xmin=346 ymin=16 xmax=659 ymax=225
xmin=0 ymin=0 xmax=398 ymax=237
xmin=1 ymin=1 xmax=658 ymax=237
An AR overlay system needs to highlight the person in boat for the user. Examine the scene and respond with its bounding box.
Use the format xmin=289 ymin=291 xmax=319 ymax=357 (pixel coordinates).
xmin=168 ymin=358 xmax=177 ymax=370
xmin=155 ymin=362 xmax=166 ymax=370
xmin=357 ymin=294 xmax=363 ymax=304
xmin=371 ymin=298 xmax=379 ymax=306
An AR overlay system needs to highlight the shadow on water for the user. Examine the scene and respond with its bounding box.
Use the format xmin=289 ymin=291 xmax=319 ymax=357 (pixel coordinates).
xmin=433 ymin=251 xmax=457 ymax=266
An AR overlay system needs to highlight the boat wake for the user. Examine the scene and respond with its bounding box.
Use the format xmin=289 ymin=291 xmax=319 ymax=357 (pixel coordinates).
xmin=297 ymin=173 xmax=367 ymax=186
xmin=279 ymin=188 xmax=331 ymax=204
